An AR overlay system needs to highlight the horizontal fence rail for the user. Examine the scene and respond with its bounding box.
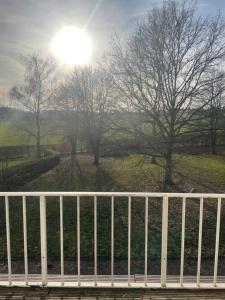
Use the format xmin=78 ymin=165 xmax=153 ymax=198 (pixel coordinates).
xmin=0 ymin=192 xmax=225 ymax=288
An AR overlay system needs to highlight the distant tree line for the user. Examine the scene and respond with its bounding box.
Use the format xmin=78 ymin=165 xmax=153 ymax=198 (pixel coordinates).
xmin=7 ymin=0 xmax=225 ymax=187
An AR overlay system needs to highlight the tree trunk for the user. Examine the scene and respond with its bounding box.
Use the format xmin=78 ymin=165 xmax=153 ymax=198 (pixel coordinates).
xmin=36 ymin=113 xmax=41 ymax=158
xmin=70 ymin=132 xmax=77 ymax=155
xmin=36 ymin=134 xmax=41 ymax=158
xmin=164 ymin=152 xmax=173 ymax=185
xmin=151 ymin=156 xmax=156 ymax=164
xmin=210 ymin=126 xmax=217 ymax=155
xmin=164 ymin=126 xmax=174 ymax=186
xmin=211 ymin=135 xmax=217 ymax=155
xmin=92 ymin=133 xmax=101 ymax=165
xmin=210 ymin=113 xmax=218 ymax=155
xmin=71 ymin=139 xmax=77 ymax=155
xmin=94 ymin=149 xmax=99 ymax=165
xmin=72 ymin=111 xmax=79 ymax=155
xmin=151 ymin=115 xmax=157 ymax=164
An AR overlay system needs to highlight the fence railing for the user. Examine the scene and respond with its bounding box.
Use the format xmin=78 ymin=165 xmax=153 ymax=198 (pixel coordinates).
xmin=0 ymin=192 xmax=225 ymax=288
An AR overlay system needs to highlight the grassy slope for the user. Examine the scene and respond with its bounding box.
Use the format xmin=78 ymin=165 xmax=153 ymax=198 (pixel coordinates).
xmin=0 ymin=119 xmax=63 ymax=146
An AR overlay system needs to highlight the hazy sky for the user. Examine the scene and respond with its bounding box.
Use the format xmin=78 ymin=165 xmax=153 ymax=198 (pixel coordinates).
xmin=0 ymin=0 xmax=225 ymax=90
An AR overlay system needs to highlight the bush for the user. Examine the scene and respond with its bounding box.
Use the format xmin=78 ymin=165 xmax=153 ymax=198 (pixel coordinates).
xmin=0 ymin=151 xmax=60 ymax=190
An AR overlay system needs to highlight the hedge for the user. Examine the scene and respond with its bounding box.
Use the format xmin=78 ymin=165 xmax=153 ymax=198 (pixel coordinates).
xmin=0 ymin=150 xmax=60 ymax=190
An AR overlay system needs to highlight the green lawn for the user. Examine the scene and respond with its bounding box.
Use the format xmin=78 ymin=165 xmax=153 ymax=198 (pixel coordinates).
xmin=0 ymin=119 xmax=63 ymax=146
xmin=22 ymin=154 xmax=162 ymax=192
xmin=0 ymin=152 xmax=222 ymax=261
xmin=174 ymin=153 xmax=225 ymax=192
xmin=24 ymin=152 xmax=225 ymax=193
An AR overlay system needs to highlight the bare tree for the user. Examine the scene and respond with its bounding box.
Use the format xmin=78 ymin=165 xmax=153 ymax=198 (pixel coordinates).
xmin=55 ymin=71 xmax=83 ymax=155
xmin=109 ymin=0 xmax=225 ymax=185
xmin=201 ymin=70 xmax=225 ymax=154
xmin=10 ymin=54 xmax=56 ymax=157
xmin=72 ymin=66 xmax=113 ymax=165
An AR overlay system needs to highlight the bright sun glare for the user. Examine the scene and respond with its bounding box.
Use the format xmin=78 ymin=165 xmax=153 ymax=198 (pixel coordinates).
xmin=51 ymin=26 xmax=93 ymax=65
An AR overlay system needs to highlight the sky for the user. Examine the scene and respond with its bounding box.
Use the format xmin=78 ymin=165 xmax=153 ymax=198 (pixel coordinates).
xmin=0 ymin=0 xmax=225 ymax=91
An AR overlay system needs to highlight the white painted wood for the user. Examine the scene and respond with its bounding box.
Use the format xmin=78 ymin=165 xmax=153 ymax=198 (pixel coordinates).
xmin=180 ymin=197 xmax=186 ymax=287
xmin=161 ymin=196 xmax=168 ymax=287
xmin=77 ymin=196 xmax=81 ymax=286
xmin=22 ymin=195 xmax=28 ymax=285
xmin=5 ymin=196 xmax=12 ymax=286
xmin=213 ymin=197 xmax=222 ymax=287
xmin=2 ymin=274 xmax=225 ymax=289
xmin=1 ymin=191 xmax=225 ymax=290
xmin=111 ymin=196 xmax=114 ymax=286
xmin=128 ymin=196 xmax=131 ymax=286
xmin=94 ymin=195 xmax=97 ymax=286
xmin=1 ymin=191 xmax=225 ymax=199
xmin=197 ymin=197 xmax=204 ymax=287
xmin=144 ymin=196 xmax=148 ymax=286
xmin=59 ymin=195 xmax=64 ymax=286
xmin=39 ymin=195 xmax=47 ymax=286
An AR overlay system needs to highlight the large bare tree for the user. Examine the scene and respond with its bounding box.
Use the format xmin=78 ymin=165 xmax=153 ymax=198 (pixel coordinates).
xmin=10 ymin=54 xmax=56 ymax=157
xmin=109 ymin=0 xmax=225 ymax=185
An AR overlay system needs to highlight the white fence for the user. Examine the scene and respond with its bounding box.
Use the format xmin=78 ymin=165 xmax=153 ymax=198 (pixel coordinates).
xmin=0 ymin=192 xmax=224 ymax=288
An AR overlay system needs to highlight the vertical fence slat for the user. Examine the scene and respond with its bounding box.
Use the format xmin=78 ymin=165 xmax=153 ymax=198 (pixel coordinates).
xmin=144 ymin=196 xmax=148 ymax=286
xmin=22 ymin=195 xmax=28 ymax=285
xmin=197 ymin=196 xmax=204 ymax=287
xmin=111 ymin=196 xmax=114 ymax=286
xmin=40 ymin=195 xmax=47 ymax=286
xmin=5 ymin=196 xmax=12 ymax=286
xmin=60 ymin=195 xmax=64 ymax=286
xmin=213 ymin=197 xmax=222 ymax=287
xmin=161 ymin=195 xmax=168 ymax=287
xmin=77 ymin=196 xmax=81 ymax=286
xmin=94 ymin=195 xmax=97 ymax=286
xmin=128 ymin=196 xmax=131 ymax=286
xmin=180 ymin=197 xmax=186 ymax=287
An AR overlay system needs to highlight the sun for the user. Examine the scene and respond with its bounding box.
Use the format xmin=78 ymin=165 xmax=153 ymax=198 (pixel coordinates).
xmin=51 ymin=26 xmax=93 ymax=65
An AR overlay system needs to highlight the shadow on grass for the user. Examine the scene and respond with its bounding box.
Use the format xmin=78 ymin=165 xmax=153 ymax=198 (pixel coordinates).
xmin=59 ymin=155 xmax=122 ymax=191
xmin=95 ymin=165 xmax=122 ymax=191
xmin=25 ymin=154 xmax=122 ymax=192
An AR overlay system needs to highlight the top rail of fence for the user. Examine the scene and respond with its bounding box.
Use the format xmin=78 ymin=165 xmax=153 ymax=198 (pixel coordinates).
xmin=0 ymin=191 xmax=225 ymax=198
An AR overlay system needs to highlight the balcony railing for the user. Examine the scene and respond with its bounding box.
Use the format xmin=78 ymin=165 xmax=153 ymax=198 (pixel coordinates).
xmin=0 ymin=192 xmax=225 ymax=288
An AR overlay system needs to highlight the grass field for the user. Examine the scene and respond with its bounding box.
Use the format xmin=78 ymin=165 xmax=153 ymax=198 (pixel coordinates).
xmin=2 ymin=110 xmax=225 ymax=274
xmin=22 ymin=153 xmax=225 ymax=193
xmin=0 ymin=152 xmax=224 ymax=265
xmin=0 ymin=119 xmax=63 ymax=146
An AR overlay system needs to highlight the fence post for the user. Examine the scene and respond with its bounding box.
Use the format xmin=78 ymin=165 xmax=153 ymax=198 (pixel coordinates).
xmin=161 ymin=195 xmax=168 ymax=287
xmin=213 ymin=197 xmax=222 ymax=287
xmin=5 ymin=196 xmax=12 ymax=286
xmin=40 ymin=195 xmax=47 ymax=286
xmin=128 ymin=196 xmax=131 ymax=286
xmin=197 ymin=196 xmax=204 ymax=287
xmin=22 ymin=195 xmax=28 ymax=285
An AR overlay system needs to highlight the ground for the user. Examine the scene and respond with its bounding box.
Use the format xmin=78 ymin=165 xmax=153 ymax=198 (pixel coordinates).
xmin=1 ymin=153 xmax=225 ymax=278
xmin=22 ymin=153 xmax=225 ymax=193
